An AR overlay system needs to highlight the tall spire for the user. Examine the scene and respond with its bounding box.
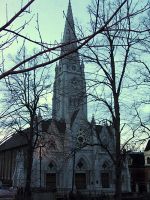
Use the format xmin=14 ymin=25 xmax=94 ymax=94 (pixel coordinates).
xmin=52 ymin=1 xmax=87 ymax=123
xmin=63 ymin=0 xmax=77 ymax=42
xmin=61 ymin=0 xmax=77 ymax=54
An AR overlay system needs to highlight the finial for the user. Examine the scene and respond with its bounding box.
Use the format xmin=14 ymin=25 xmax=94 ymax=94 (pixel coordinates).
xmin=81 ymin=59 xmax=85 ymax=67
xmin=91 ymin=114 xmax=96 ymax=125
xmin=38 ymin=109 xmax=42 ymax=121
xmin=62 ymin=0 xmax=75 ymax=44
xmin=38 ymin=109 xmax=42 ymax=117
xmin=68 ymin=0 xmax=72 ymax=11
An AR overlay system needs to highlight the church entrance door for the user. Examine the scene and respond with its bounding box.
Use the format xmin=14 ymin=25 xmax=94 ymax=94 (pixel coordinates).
xmin=46 ymin=173 xmax=56 ymax=189
xmin=75 ymin=173 xmax=86 ymax=189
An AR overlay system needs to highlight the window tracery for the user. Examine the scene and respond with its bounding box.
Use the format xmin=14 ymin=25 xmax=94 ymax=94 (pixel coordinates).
xmin=76 ymin=158 xmax=87 ymax=170
xmin=46 ymin=137 xmax=57 ymax=151
xmin=69 ymin=96 xmax=80 ymax=107
xmin=48 ymin=161 xmax=57 ymax=171
xmin=101 ymin=160 xmax=111 ymax=188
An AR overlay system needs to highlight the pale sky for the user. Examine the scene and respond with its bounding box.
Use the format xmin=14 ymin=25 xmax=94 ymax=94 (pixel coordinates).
xmin=0 ymin=0 xmax=91 ymax=105
xmin=0 ymin=0 xmax=91 ymax=76
xmin=0 ymin=0 xmax=149 ymax=146
xmin=0 ymin=0 xmax=91 ymax=44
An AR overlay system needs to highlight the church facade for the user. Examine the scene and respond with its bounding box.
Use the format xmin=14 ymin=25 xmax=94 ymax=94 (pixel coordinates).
xmin=0 ymin=1 xmax=131 ymax=195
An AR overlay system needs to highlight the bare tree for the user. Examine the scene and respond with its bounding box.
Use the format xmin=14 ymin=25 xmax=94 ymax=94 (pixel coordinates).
xmin=0 ymin=0 xmax=131 ymax=80
xmin=80 ymin=0 xmax=150 ymax=199
xmin=2 ymin=47 xmax=52 ymax=199
xmin=129 ymin=11 xmax=150 ymax=148
xmin=0 ymin=1 xmax=149 ymax=198
xmin=131 ymin=62 xmax=150 ymax=148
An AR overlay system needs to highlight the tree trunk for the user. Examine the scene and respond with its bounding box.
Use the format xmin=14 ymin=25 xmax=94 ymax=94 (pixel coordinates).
xmin=114 ymin=95 xmax=122 ymax=200
xmin=25 ymin=120 xmax=34 ymax=200
xmin=115 ymin=165 xmax=122 ymax=200
xmin=24 ymin=145 xmax=33 ymax=199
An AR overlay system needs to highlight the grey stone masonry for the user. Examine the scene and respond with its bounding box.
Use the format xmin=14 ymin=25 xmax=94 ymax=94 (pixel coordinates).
xmin=52 ymin=0 xmax=87 ymax=123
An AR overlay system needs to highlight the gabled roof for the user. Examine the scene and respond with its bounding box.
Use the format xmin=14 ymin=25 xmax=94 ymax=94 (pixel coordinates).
xmin=52 ymin=119 xmax=66 ymax=133
xmin=95 ymin=125 xmax=114 ymax=136
xmin=41 ymin=118 xmax=66 ymax=133
xmin=42 ymin=119 xmax=52 ymax=132
xmin=145 ymin=139 xmax=150 ymax=151
xmin=95 ymin=125 xmax=103 ymax=135
xmin=0 ymin=130 xmax=29 ymax=151
xmin=0 ymin=119 xmax=66 ymax=152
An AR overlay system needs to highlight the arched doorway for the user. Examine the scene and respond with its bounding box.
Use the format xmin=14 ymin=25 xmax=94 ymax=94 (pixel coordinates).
xmin=75 ymin=173 xmax=86 ymax=189
xmin=75 ymin=158 xmax=88 ymax=189
xmin=101 ymin=161 xmax=111 ymax=188
xmin=46 ymin=161 xmax=57 ymax=190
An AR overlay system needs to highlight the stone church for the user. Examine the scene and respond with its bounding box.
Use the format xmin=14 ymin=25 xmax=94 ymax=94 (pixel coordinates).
xmin=0 ymin=0 xmax=131 ymax=195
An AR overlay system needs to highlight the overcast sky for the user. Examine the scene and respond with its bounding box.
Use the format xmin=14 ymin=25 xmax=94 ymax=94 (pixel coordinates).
xmin=0 ymin=0 xmax=91 ymax=43
xmin=0 ymin=0 xmax=90 ymax=107
xmin=0 ymin=0 xmax=149 ymax=147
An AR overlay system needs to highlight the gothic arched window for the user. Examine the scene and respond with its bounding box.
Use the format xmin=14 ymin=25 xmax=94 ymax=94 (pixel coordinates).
xmin=47 ymin=138 xmax=57 ymax=151
xmin=101 ymin=161 xmax=111 ymax=188
xmin=47 ymin=161 xmax=57 ymax=172
xmin=75 ymin=158 xmax=87 ymax=189
xmin=72 ymin=65 xmax=76 ymax=71
xmin=46 ymin=161 xmax=57 ymax=189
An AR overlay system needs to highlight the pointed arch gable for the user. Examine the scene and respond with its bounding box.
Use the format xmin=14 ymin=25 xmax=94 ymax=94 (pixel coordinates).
xmin=100 ymin=159 xmax=113 ymax=188
xmin=46 ymin=159 xmax=57 ymax=172
xmin=48 ymin=120 xmax=59 ymax=135
xmin=76 ymin=155 xmax=90 ymax=170
xmin=101 ymin=159 xmax=113 ymax=169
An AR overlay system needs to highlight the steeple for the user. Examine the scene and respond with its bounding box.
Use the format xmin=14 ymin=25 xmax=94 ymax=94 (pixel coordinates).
xmin=52 ymin=0 xmax=87 ymax=123
xmin=60 ymin=0 xmax=79 ymax=67
xmin=62 ymin=0 xmax=77 ymax=52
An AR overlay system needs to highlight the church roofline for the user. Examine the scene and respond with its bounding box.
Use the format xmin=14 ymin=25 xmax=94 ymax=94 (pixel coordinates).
xmin=145 ymin=139 xmax=150 ymax=151
xmin=128 ymin=152 xmax=145 ymax=168
xmin=0 ymin=119 xmax=66 ymax=152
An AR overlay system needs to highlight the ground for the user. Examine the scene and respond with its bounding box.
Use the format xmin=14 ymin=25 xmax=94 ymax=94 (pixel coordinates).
xmin=0 ymin=188 xmax=16 ymax=199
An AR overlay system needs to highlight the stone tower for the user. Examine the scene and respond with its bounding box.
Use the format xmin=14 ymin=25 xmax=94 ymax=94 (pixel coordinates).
xmin=52 ymin=0 xmax=87 ymax=124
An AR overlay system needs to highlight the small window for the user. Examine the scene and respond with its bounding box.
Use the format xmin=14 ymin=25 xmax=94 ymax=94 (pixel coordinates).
xmin=49 ymin=162 xmax=54 ymax=169
xmin=48 ymin=138 xmax=56 ymax=150
xmin=67 ymin=65 xmax=70 ymax=70
xmin=128 ymin=158 xmax=132 ymax=165
xmin=72 ymin=65 xmax=76 ymax=71
xmin=147 ymin=157 xmax=150 ymax=164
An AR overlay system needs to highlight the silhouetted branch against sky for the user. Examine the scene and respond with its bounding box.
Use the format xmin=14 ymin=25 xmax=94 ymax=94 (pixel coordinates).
xmin=0 ymin=0 xmax=149 ymax=141
xmin=0 ymin=0 xmax=35 ymax=32
xmin=0 ymin=0 xmax=128 ymax=79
